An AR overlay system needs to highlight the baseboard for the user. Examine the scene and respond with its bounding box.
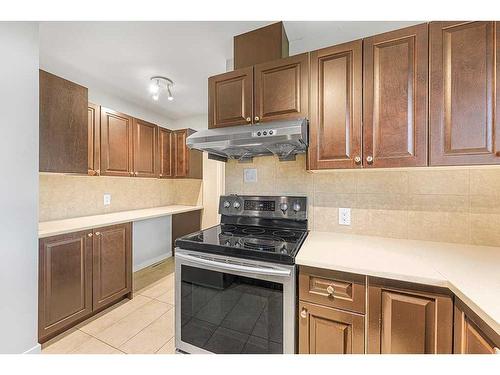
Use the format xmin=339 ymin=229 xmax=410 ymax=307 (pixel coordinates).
xmin=24 ymin=343 xmax=41 ymax=354
xmin=133 ymin=252 xmax=172 ymax=272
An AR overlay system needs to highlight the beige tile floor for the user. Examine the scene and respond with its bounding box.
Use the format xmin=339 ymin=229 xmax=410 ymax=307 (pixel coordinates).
xmin=42 ymin=257 xmax=176 ymax=354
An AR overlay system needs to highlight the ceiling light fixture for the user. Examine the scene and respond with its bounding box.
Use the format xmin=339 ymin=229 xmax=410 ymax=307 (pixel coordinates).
xmin=149 ymin=76 xmax=174 ymax=102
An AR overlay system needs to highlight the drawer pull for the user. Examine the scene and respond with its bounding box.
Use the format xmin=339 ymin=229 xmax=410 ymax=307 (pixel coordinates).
xmin=326 ymin=285 xmax=335 ymax=296
xmin=300 ymin=308 xmax=307 ymax=319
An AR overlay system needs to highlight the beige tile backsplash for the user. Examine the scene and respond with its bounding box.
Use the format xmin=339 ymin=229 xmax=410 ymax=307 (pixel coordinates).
xmin=225 ymin=154 xmax=500 ymax=247
xmin=39 ymin=173 xmax=202 ymax=222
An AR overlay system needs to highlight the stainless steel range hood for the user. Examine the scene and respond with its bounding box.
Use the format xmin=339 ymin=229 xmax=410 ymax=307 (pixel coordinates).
xmin=186 ymin=118 xmax=308 ymax=162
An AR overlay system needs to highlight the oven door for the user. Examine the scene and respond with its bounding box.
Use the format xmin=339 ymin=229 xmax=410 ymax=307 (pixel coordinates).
xmin=175 ymin=248 xmax=296 ymax=354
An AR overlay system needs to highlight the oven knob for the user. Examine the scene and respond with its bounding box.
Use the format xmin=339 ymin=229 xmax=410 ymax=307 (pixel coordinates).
xmin=223 ymin=201 xmax=231 ymax=208
xmin=279 ymin=203 xmax=288 ymax=213
xmin=233 ymin=201 xmax=241 ymax=209
xmin=293 ymin=202 xmax=301 ymax=212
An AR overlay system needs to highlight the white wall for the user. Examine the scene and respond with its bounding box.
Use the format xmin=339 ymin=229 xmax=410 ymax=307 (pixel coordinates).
xmin=0 ymin=22 xmax=39 ymax=354
xmin=132 ymin=216 xmax=172 ymax=272
xmin=88 ymin=88 xmax=174 ymax=129
xmin=171 ymin=116 xmax=224 ymax=229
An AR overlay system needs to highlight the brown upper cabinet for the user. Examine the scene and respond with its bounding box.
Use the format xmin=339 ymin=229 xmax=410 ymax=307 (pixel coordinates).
xmin=430 ymin=21 xmax=500 ymax=166
xmin=133 ymin=118 xmax=158 ymax=177
xmin=100 ymin=107 xmax=134 ymax=177
xmin=88 ymin=102 xmax=101 ymax=176
xmin=308 ymin=40 xmax=363 ymax=169
xmin=39 ymin=70 xmax=88 ymax=174
xmin=158 ymin=127 xmax=174 ymax=178
xmin=208 ymin=53 xmax=309 ymax=128
xmin=367 ymin=280 xmax=453 ymax=354
xmin=208 ymin=67 xmax=254 ymax=128
xmin=173 ymin=129 xmax=203 ymax=179
xmin=234 ymin=22 xmax=289 ymax=69
xmin=363 ymin=23 xmax=429 ymax=168
xmin=254 ymin=53 xmax=309 ymax=124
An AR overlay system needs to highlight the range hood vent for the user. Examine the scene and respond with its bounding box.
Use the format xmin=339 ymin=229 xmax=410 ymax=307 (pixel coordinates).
xmin=186 ymin=118 xmax=308 ymax=162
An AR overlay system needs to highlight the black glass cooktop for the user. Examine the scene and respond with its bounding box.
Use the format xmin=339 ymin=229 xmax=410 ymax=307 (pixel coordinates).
xmin=175 ymin=223 xmax=308 ymax=265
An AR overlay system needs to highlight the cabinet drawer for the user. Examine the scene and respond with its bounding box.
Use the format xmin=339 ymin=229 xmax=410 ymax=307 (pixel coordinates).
xmin=299 ymin=266 xmax=366 ymax=314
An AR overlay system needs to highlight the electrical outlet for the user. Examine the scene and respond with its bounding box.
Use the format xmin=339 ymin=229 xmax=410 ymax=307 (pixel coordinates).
xmin=103 ymin=193 xmax=111 ymax=206
xmin=244 ymin=168 xmax=257 ymax=183
xmin=338 ymin=207 xmax=351 ymax=225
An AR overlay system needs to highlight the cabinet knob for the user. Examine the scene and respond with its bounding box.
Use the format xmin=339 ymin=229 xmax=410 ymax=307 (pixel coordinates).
xmin=366 ymin=155 xmax=373 ymax=164
xmin=96 ymin=169 xmax=100 ymax=175
xmin=326 ymin=285 xmax=335 ymax=296
xmin=246 ymin=117 xmax=251 ymax=123
xmin=135 ymin=172 xmax=139 ymax=176
xmin=254 ymin=116 xmax=260 ymax=122
xmin=300 ymin=307 xmax=307 ymax=319
xmin=129 ymin=172 xmax=133 ymax=176
xmin=95 ymin=232 xmax=101 ymax=236
xmin=494 ymin=347 xmax=500 ymax=354
xmin=87 ymin=233 xmax=93 ymax=237
xmin=354 ymin=156 xmax=361 ymax=164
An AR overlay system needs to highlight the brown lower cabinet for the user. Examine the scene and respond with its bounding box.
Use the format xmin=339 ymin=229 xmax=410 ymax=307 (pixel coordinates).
xmin=367 ymin=279 xmax=453 ymax=354
xmin=172 ymin=210 xmax=202 ymax=255
xmin=454 ymin=299 xmax=500 ymax=354
xmin=299 ymin=301 xmax=365 ymax=354
xmin=38 ymin=223 xmax=132 ymax=343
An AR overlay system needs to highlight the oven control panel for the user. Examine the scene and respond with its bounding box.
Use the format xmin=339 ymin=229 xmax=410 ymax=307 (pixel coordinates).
xmin=219 ymin=195 xmax=307 ymax=220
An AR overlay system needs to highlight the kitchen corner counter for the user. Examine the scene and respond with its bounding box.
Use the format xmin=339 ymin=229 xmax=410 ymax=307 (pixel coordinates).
xmin=38 ymin=205 xmax=203 ymax=238
xmin=296 ymin=231 xmax=500 ymax=335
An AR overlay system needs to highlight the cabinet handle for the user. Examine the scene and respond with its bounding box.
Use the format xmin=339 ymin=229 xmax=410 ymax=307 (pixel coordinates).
xmin=300 ymin=307 xmax=307 ymax=319
xmin=95 ymin=232 xmax=101 ymax=236
xmin=326 ymin=285 xmax=335 ymax=296
xmin=354 ymin=156 xmax=361 ymax=165
xmin=245 ymin=117 xmax=251 ymax=123
xmin=254 ymin=116 xmax=260 ymax=122
xmin=366 ymin=155 xmax=373 ymax=164
xmin=87 ymin=233 xmax=93 ymax=237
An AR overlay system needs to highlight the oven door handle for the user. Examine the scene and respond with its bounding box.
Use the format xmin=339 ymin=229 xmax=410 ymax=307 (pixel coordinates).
xmin=175 ymin=252 xmax=291 ymax=277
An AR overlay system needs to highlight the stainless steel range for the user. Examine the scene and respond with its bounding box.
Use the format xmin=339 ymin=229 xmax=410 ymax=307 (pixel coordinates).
xmin=174 ymin=195 xmax=308 ymax=354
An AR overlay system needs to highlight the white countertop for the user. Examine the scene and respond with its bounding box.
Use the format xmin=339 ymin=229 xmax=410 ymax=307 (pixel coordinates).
xmin=296 ymin=231 xmax=500 ymax=335
xmin=38 ymin=205 xmax=203 ymax=238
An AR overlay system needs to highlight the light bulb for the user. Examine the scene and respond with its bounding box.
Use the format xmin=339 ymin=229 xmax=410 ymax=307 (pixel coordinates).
xmin=152 ymin=93 xmax=159 ymax=101
xmin=167 ymin=86 xmax=174 ymax=101
xmin=149 ymin=81 xmax=160 ymax=95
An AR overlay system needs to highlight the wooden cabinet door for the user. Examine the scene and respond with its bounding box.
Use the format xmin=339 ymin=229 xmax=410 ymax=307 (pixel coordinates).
xmin=158 ymin=127 xmax=173 ymax=178
xmin=454 ymin=303 xmax=499 ymax=354
xmin=363 ymin=24 xmax=428 ymax=168
xmin=88 ymin=102 xmax=100 ymax=176
xmin=308 ymin=40 xmax=362 ymax=169
xmin=133 ymin=118 xmax=157 ymax=177
xmin=299 ymin=301 xmax=364 ymax=354
xmin=368 ymin=282 xmax=453 ymax=354
xmin=100 ymin=107 xmax=134 ymax=176
xmin=39 ymin=70 xmax=89 ymax=174
xmin=92 ymin=223 xmax=132 ymax=311
xmin=173 ymin=129 xmax=189 ymax=178
xmin=254 ymin=53 xmax=309 ymax=123
xmin=430 ymin=21 xmax=500 ymax=166
xmin=208 ymin=67 xmax=253 ymax=128
xmin=38 ymin=231 xmax=93 ymax=342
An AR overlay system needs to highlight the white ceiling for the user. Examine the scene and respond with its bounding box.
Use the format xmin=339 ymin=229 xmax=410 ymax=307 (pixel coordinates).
xmin=39 ymin=21 xmax=420 ymax=120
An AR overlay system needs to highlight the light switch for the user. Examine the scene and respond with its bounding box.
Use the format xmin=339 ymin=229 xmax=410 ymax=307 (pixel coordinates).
xmin=103 ymin=193 xmax=111 ymax=206
xmin=244 ymin=168 xmax=257 ymax=183
xmin=338 ymin=207 xmax=351 ymax=225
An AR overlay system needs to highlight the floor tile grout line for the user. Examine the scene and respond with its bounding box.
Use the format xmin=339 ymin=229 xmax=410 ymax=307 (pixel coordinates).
xmin=115 ymin=308 xmax=175 ymax=353
xmin=73 ymin=329 xmax=127 ymax=354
